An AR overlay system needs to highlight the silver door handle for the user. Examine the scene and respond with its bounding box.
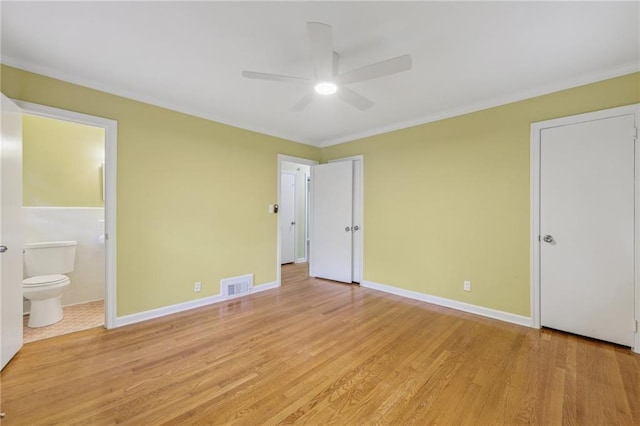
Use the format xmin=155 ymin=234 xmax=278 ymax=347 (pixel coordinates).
xmin=543 ymin=235 xmax=554 ymax=243
xmin=291 ymin=222 xmax=296 ymax=225
xmin=345 ymin=226 xmax=351 ymax=232
xmin=0 ymin=246 xmax=6 ymax=253
xmin=353 ymin=226 xmax=360 ymax=231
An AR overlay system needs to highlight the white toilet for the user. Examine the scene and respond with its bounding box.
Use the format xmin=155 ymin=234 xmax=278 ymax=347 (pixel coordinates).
xmin=23 ymin=241 xmax=77 ymax=328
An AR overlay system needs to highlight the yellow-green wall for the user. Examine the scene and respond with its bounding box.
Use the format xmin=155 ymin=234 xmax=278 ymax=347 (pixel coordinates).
xmin=322 ymin=72 xmax=640 ymax=316
xmin=23 ymin=114 xmax=105 ymax=207
xmin=3 ymin=64 xmax=638 ymax=319
xmin=2 ymin=65 xmax=321 ymax=316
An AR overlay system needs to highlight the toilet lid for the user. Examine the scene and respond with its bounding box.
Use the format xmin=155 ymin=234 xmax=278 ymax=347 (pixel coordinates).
xmin=23 ymin=274 xmax=68 ymax=287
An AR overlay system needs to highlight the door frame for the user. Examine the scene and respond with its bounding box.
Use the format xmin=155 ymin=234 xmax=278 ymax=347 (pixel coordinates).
xmin=15 ymin=100 xmax=118 ymax=329
xmin=276 ymin=154 xmax=318 ymax=285
xmin=530 ymin=103 xmax=639 ymax=353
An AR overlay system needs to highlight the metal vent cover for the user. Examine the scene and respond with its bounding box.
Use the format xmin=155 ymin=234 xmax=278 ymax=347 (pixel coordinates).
xmin=221 ymin=274 xmax=253 ymax=299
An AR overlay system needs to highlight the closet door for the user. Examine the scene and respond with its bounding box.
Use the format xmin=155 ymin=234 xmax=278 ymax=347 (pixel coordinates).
xmin=540 ymin=114 xmax=635 ymax=346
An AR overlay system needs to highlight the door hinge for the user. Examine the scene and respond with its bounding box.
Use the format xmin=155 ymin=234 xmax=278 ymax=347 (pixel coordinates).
xmin=635 ymin=320 xmax=638 ymax=333
xmin=633 ymin=127 xmax=638 ymax=141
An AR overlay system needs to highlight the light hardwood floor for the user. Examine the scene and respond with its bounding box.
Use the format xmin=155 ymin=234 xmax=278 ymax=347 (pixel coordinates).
xmin=1 ymin=263 xmax=639 ymax=425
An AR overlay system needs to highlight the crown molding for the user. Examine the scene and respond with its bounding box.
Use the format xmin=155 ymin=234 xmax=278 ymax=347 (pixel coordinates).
xmin=1 ymin=56 xmax=320 ymax=147
xmin=4 ymin=56 xmax=637 ymax=150
xmin=319 ymin=62 xmax=640 ymax=147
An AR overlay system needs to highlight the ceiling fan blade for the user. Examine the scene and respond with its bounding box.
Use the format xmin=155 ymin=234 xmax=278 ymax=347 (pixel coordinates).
xmin=337 ymin=87 xmax=374 ymax=111
xmin=241 ymin=71 xmax=311 ymax=84
xmin=307 ymin=22 xmax=333 ymax=80
xmin=337 ymin=54 xmax=412 ymax=85
xmin=291 ymin=93 xmax=315 ymax=112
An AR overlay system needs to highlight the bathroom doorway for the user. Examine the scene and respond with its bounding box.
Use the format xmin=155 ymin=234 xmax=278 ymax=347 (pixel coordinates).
xmin=16 ymin=101 xmax=117 ymax=341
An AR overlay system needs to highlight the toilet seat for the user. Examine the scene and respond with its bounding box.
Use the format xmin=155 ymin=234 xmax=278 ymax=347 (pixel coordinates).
xmin=23 ymin=274 xmax=69 ymax=287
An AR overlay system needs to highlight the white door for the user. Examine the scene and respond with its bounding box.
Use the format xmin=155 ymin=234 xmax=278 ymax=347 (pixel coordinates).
xmin=1 ymin=94 xmax=24 ymax=370
xmin=329 ymin=157 xmax=363 ymax=283
xmin=310 ymin=161 xmax=353 ymax=283
xmin=540 ymin=114 xmax=635 ymax=347
xmin=280 ymin=172 xmax=296 ymax=264
xmin=350 ymin=159 xmax=362 ymax=283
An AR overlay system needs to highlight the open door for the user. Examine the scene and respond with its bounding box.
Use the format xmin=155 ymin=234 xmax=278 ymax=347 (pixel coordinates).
xmin=1 ymin=93 xmax=24 ymax=370
xmin=310 ymin=161 xmax=353 ymax=283
xmin=280 ymin=172 xmax=296 ymax=264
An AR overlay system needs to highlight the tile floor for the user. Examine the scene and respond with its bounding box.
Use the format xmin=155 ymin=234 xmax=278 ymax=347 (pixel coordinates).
xmin=23 ymin=300 xmax=104 ymax=343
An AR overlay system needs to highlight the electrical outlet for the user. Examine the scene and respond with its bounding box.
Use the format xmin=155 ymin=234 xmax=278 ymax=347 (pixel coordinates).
xmin=194 ymin=281 xmax=202 ymax=292
xmin=464 ymin=280 xmax=471 ymax=292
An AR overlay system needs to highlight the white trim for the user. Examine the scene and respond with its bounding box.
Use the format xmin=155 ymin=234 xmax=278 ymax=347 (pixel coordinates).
xmin=2 ymin=57 xmax=310 ymax=147
xmin=361 ymin=280 xmax=531 ymax=327
xmin=320 ymin=64 xmax=640 ymax=147
xmin=5 ymin=58 xmax=636 ymax=150
xmin=116 ymin=280 xmax=279 ymax=327
xmin=295 ymin=257 xmax=307 ymax=264
xmin=116 ymin=294 xmax=225 ymax=327
xmin=530 ymin=121 xmax=542 ymax=330
xmin=329 ymin=155 xmax=364 ymax=283
xmin=15 ymin=100 xmax=119 ymax=329
xmin=530 ymin=104 xmax=640 ymax=353
xmin=252 ymin=280 xmax=280 ymax=293
xmin=276 ymin=155 xmax=319 ymax=285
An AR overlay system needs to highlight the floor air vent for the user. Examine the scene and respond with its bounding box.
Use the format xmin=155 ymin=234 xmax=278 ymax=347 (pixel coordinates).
xmin=221 ymin=274 xmax=253 ymax=299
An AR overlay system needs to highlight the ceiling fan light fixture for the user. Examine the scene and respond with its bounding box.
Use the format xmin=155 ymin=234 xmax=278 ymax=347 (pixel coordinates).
xmin=314 ymin=81 xmax=337 ymax=95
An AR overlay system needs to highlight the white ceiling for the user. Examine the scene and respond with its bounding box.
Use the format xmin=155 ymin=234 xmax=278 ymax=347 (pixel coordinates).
xmin=2 ymin=1 xmax=638 ymax=147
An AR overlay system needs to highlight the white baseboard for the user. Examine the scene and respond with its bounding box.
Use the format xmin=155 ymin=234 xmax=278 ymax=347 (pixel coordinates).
xmin=361 ymin=280 xmax=531 ymax=328
xmin=252 ymin=280 xmax=280 ymax=293
xmin=116 ymin=280 xmax=280 ymax=328
xmin=295 ymin=258 xmax=307 ymax=264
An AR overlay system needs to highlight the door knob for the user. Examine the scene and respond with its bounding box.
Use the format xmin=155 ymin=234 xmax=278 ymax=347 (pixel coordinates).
xmin=345 ymin=226 xmax=351 ymax=232
xmin=353 ymin=226 xmax=360 ymax=231
xmin=291 ymin=222 xmax=296 ymax=226
xmin=543 ymin=235 xmax=554 ymax=243
xmin=0 ymin=246 xmax=7 ymax=253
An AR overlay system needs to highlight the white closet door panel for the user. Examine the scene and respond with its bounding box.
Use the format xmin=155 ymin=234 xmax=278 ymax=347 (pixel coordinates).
xmin=540 ymin=114 xmax=635 ymax=346
xmin=310 ymin=161 xmax=353 ymax=283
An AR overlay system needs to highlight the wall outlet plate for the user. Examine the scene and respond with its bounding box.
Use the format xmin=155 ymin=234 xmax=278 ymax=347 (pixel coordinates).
xmin=464 ymin=280 xmax=471 ymax=292
xmin=194 ymin=281 xmax=202 ymax=292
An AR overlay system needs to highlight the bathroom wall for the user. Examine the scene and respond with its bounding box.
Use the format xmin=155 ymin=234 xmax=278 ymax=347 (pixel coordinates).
xmin=23 ymin=208 xmax=105 ymax=311
xmin=22 ymin=114 xmax=105 ymax=312
xmin=23 ymin=114 xmax=105 ymax=207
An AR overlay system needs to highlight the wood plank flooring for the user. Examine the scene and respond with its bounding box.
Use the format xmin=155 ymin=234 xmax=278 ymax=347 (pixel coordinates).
xmin=1 ymin=263 xmax=639 ymax=425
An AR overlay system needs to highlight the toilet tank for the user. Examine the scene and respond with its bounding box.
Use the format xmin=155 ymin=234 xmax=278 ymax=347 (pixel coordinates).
xmin=23 ymin=241 xmax=77 ymax=277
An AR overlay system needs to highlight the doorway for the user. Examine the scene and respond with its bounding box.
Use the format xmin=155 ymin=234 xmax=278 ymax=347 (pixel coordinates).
xmin=277 ymin=155 xmax=317 ymax=285
xmin=530 ymin=104 xmax=639 ymax=352
xmin=276 ymin=154 xmax=363 ymax=286
xmin=280 ymin=162 xmax=311 ymax=265
xmin=16 ymin=101 xmax=118 ymax=331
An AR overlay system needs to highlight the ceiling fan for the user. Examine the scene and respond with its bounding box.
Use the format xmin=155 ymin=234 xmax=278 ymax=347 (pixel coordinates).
xmin=241 ymin=22 xmax=412 ymax=111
